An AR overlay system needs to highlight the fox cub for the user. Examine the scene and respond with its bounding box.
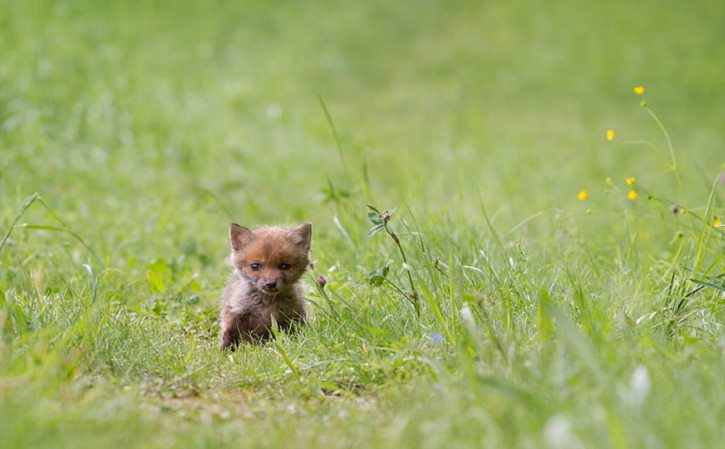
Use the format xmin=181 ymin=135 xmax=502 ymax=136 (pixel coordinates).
xmin=219 ymin=223 xmax=311 ymax=349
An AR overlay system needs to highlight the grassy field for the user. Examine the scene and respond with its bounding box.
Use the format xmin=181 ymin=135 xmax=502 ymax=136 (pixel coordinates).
xmin=1 ymin=0 xmax=724 ymax=447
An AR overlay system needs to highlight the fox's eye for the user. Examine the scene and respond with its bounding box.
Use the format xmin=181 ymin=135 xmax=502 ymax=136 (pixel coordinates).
xmin=279 ymin=263 xmax=291 ymax=270
xmin=250 ymin=263 xmax=261 ymax=271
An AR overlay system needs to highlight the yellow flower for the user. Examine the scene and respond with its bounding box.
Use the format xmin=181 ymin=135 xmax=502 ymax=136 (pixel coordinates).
xmin=633 ymin=85 xmax=645 ymax=95
xmin=625 ymin=177 xmax=636 ymax=185
xmin=628 ymin=190 xmax=638 ymax=201
xmin=577 ymin=190 xmax=589 ymax=201
xmin=605 ymin=177 xmax=613 ymax=186
xmin=714 ymin=218 xmax=722 ymax=228
xmin=606 ymin=129 xmax=615 ymax=141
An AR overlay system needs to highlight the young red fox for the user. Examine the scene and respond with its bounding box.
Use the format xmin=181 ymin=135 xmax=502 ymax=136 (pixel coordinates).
xmin=219 ymin=223 xmax=311 ymax=349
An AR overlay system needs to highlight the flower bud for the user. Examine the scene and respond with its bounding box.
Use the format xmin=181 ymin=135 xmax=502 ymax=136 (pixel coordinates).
xmin=316 ymin=275 xmax=327 ymax=289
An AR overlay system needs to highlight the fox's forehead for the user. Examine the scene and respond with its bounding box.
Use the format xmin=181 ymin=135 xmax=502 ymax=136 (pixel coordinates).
xmin=252 ymin=226 xmax=290 ymax=240
xmin=239 ymin=228 xmax=306 ymax=263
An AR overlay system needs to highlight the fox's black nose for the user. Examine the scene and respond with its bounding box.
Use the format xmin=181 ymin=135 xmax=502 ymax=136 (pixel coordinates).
xmin=265 ymin=280 xmax=277 ymax=289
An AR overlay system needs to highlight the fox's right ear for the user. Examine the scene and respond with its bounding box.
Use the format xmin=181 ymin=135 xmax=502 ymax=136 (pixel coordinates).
xmin=229 ymin=223 xmax=254 ymax=251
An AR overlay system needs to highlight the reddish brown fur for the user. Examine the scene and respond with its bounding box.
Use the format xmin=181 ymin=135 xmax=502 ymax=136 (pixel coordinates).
xmin=219 ymin=223 xmax=311 ymax=349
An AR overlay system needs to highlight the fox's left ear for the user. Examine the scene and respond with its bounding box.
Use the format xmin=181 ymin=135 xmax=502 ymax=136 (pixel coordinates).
xmin=288 ymin=223 xmax=312 ymax=252
xmin=229 ymin=223 xmax=254 ymax=252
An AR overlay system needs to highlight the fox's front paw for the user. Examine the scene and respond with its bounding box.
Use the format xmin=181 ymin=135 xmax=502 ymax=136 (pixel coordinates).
xmin=220 ymin=331 xmax=239 ymax=351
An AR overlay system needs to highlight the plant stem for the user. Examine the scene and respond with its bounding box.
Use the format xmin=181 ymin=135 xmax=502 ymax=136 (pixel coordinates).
xmin=0 ymin=193 xmax=40 ymax=252
xmin=383 ymin=221 xmax=420 ymax=316
xmin=643 ymin=105 xmax=682 ymax=187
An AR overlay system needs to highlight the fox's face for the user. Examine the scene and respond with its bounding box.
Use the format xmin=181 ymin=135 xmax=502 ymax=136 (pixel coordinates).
xmin=229 ymin=223 xmax=312 ymax=295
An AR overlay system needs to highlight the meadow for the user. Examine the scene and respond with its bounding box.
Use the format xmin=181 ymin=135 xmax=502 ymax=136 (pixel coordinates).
xmin=1 ymin=0 xmax=724 ymax=447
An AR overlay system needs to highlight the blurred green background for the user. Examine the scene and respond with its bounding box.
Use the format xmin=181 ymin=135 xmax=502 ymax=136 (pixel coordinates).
xmin=3 ymin=0 xmax=723 ymax=224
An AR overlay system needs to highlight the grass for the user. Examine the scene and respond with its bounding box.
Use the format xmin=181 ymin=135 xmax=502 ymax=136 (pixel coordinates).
xmin=1 ymin=0 xmax=724 ymax=447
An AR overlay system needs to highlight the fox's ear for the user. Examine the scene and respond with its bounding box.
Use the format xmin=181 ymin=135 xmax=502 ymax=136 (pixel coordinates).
xmin=288 ymin=223 xmax=312 ymax=252
xmin=229 ymin=223 xmax=254 ymax=251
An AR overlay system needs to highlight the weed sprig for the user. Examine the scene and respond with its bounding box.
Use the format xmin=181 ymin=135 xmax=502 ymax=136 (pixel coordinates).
xmin=366 ymin=204 xmax=420 ymax=316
